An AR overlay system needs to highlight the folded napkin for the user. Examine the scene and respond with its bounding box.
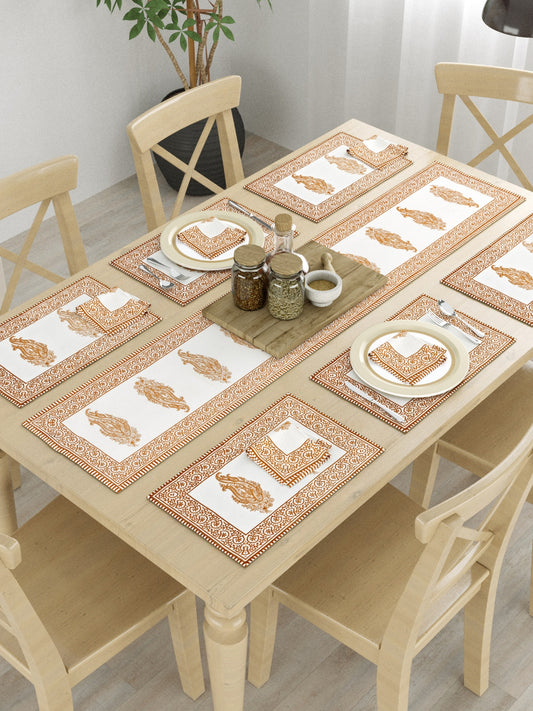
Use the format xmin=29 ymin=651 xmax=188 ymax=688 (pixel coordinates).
xmin=76 ymin=288 xmax=150 ymax=334
xmin=368 ymin=331 xmax=447 ymax=385
xmin=347 ymin=135 xmax=408 ymax=169
xmin=178 ymin=218 xmax=246 ymax=259
xmin=247 ymin=419 xmax=331 ymax=486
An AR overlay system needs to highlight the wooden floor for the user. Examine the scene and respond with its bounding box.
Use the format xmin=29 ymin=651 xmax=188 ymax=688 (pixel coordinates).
xmin=1 ymin=134 xmax=532 ymax=710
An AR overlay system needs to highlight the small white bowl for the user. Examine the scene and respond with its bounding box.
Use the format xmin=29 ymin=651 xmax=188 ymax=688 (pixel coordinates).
xmin=304 ymin=270 xmax=342 ymax=307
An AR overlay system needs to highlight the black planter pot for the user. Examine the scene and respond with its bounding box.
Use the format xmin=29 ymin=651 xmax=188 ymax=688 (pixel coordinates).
xmin=154 ymin=89 xmax=246 ymax=196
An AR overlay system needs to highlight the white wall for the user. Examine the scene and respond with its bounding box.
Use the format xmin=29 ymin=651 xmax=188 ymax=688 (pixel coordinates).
xmin=2 ymin=0 xmax=532 ymax=243
xmin=1 ymin=0 xmax=214 ymax=239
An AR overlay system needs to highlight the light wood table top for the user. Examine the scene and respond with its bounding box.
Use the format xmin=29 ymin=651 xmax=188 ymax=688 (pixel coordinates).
xmin=1 ymin=119 xmax=532 ymax=711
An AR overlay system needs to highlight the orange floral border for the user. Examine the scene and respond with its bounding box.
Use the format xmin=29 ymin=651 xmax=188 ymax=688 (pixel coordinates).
xmin=442 ymin=213 xmax=533 ymax=326
xmin=245 ymin=132 xmax=412 ymax=222
xmin=0 ymin=277 xmax=160 ymax=407
xmin=149 ymin=394 xmax=383 ymax=566
xmin=311 ymin=294 xmax=514 ymax=432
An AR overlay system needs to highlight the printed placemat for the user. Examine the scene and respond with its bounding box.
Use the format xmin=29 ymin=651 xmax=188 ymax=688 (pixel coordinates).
xmin=442 ymin=213 xmax=533 ymax=326
xmin=0 ymin=278 xmax=160 ymax=407
xmin=149 ymin=394 xmax=383 ymax=566
xmin=245 ymin=132 xmax=412 ymax=222
xmin=313 ymin=162 xmax=523 ymax=321
xmin=311 ymin=295 xmax=514 ymax=432
xmin=110 ymin=198 xmax=275 ymax=305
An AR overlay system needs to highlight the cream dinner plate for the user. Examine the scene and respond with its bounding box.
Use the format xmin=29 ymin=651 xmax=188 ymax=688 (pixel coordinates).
xmin=349 ymin=320 xmax=469 ymax=398
xmin=160 ymin=210 xmax=265 ymax=271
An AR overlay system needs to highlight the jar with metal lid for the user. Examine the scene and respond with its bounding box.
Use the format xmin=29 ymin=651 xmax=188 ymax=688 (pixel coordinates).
xmin=231 ymin=244 xmax=267 ymax=311
xmin=267 ymin=252 xmax=305 ymax=320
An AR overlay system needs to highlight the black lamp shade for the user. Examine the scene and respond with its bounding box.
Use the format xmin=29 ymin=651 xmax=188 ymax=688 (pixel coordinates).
xmin=482 ymin=0 xmax=533 ymax=37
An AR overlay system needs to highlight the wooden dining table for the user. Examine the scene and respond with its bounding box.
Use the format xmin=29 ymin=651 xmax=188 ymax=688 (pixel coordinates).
xmin=0 ymin=118 xmax=532 ymax=711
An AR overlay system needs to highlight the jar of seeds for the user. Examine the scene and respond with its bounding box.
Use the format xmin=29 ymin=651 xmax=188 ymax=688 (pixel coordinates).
xmin=267 ymin=253 xmax=304 ymax=320
xmin=232 ymin=244 xmax=267 ymax=311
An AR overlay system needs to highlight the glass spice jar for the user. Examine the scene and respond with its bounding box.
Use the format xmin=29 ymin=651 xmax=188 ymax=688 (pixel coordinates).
xmin=267 ymin=252 xmax=305 ymax=320
xmin=231 ymin=244 xmax=267 ymax=311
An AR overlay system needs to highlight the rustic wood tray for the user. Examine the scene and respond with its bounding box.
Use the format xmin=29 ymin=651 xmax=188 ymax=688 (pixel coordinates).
xmin=202 ymin=241 xmax=387 ymax=358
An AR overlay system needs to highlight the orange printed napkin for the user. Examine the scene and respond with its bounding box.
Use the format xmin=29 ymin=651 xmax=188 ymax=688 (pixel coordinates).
xmin=77 ymin=288 xmax=150 ymax=334
xmin=347 ymin=135 xmax=408 ymax=169
xmin=368 ymin=331 xmax=447 ymax=385
xmin=178 ymin=218 xmax=246 ymax=259
xmin=247 ymin=418 xmax=331 ymax=486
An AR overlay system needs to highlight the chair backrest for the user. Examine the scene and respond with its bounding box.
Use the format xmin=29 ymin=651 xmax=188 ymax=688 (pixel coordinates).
xmin=382 ymin=422 xmax=533 ymax=662
xmin=0 ymin=532 xmax=73 ymax=706
xmin=0 ymin=155 xmax=88 ymax=314
xmin=127 ymin=75 xmax=245 ymax=231
xmin=435 ymin=62 xmax=533 ymax=190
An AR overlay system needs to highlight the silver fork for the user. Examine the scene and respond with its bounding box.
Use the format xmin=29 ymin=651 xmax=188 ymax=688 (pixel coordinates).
xmin=425 ymin=310 xmax=481 ymax=346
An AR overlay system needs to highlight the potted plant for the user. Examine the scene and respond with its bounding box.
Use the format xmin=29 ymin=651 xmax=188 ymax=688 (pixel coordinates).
xmin=97 ymin=0 xmax=273 ymax=193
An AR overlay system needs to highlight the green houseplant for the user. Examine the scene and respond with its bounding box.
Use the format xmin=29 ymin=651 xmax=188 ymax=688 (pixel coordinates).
xmin=97 ymin=0 xmax=272 ymax=193
xmin=96 ymin=0 xmax=272 ymax=90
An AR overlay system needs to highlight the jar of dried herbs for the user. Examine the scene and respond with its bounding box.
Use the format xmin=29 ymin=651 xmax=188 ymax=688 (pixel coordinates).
xmin=231 ymin=244 xmax=267 ymax=311
xmin=267 ymin=253 xmax=305 ymax=320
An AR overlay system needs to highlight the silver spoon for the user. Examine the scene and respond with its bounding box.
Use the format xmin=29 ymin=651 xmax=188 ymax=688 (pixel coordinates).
xmin=437 ymin=299 xmax=485 ymax=338
xmin=138 ymin=264 xmax=175 ymax=289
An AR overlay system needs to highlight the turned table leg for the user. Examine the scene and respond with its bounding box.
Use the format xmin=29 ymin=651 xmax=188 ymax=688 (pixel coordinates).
xmin=204 ymin=605 xmax=248 ymax=711
xmin=0 ymin=450 xmax=17 ymax=534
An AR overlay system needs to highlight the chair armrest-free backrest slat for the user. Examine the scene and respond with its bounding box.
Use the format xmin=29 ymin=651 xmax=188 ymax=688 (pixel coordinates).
xmin=435 ymin=63 xmax=533 ymax=105
xmin=0 ymin=156 xmax=78 ymax=220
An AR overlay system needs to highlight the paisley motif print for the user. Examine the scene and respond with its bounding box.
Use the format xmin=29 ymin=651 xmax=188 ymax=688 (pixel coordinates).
xmin=522 ymin=240 xmax=533 ymax=254
xmin=430 ymin=185 xmax=479 ymax=207
xmin=85 ymin=409 xmax=141 ymax=447
xmin=341 ymin=253 xmax=381 ymax=273
xmin=177 ymin=349 xmax=231 ymax=383
xmin=366 ymin=227 xmax=416 ymax=252
xmin=292 ymin=173 xmax=335 ymax=195
xmin=325 ymin=155 xmax=366 ymax=175
xmin=491 ymin=265 xmax=533 ymax=290
xmin=215 ymin=472 xmax=274 ymax=513
xmin=9 ymin=336 xmax=56 ymax=367
xmin=396 ymin=207 xmax=446 ymax=230
xmin=57 ymin=308 xmax=103 ymax=338
xmin=134 ymin=377 xmax=190 ymax=412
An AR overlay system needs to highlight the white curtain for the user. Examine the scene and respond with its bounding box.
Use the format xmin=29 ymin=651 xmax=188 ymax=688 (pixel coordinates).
xmin=315 ymin=0 xmax=533 ymax=186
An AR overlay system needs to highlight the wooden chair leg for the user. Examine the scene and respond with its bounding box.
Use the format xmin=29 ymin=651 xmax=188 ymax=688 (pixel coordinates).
xmin=168 ymin=590 xmax=205 ymax=700
xmin=376 ymin=648 xmax=413 ymax=711
xmin=409 ymin=443 xmax=440 ymax=508
xmin=463 ymin=581 xmax=493 ymax=696
xmin=530 ymin=538 xmax=533 ymax=617
xmin=0 ymin=450 xmax=17 ymax=535
xmin=247 ymin=588 xmax=279 ymax=688
xmin=9 ymin=457 xmax=21 ymax=490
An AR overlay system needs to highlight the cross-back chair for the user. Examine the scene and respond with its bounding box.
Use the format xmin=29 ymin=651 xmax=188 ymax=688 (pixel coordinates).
xmin=127 ymin=75 xmax=245 ymax=231
xmin=0 ymin=495 xmax=205 ymax=710
xmin=0 ymin=155 xmax=88 ymax=315
xmin=248 ymin=423 xmax=533 ymax=711
xmin=435 ymin=62 xmax=533 ymax=190
xmin=410 ymin=361 xmax=533 ymax=615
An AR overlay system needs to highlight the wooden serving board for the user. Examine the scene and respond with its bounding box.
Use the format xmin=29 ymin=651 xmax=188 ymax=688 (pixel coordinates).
xmin=202 ymin=241 xmax=387 ymax=358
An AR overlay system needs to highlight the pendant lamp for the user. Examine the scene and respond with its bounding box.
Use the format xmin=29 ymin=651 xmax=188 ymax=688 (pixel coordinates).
xmin=482 ymin=0 xmax=533 ymax=37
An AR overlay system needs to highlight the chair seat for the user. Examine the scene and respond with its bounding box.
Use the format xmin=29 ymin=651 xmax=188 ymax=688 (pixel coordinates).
xmin=439 ymin=362 xmax=533 ymax=475
xmin=273 ymin=485 xmax=425 ymax=659
xmin=13 ymin=496 xmax=185 ymax=678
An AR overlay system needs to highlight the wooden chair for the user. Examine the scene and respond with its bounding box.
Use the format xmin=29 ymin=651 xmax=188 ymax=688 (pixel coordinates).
xmin=0 ymin=155 xmax=88 ymax=315
xmin=127 ymin=75 xmax=245 ymax=231
xmin=248 ymin=424 xmax=533 ymax=711
xmin=435 ymin=62 xmax=533 ymax=190
xmin=0 ymin=495 xmax=205 ymax=710
xmin=409 ymin=361 xmax=533 ymax=615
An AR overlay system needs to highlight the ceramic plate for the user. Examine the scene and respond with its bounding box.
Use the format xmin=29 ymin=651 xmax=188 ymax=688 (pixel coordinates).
xmin=349 ymin=320 xmax=469 ymax=397
xmin=160 ymin=210 xmax=264 ymax=271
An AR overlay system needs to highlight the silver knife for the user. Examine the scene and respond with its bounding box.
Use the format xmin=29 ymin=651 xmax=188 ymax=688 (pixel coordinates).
xmin=344 ymin=381 xmax=406 ymax=423
xmin=227 ymin=200 xmax=274 ymax=231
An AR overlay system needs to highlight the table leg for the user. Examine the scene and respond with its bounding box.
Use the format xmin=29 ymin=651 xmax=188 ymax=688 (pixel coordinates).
xmin=0 ymin=450 xmax=17 ymax=535
xmin=204 ymin=604 xmax=248 ymax=711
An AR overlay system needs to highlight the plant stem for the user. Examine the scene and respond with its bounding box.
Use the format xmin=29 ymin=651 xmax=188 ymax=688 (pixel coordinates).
xmin=154 ymin=24 xmax=190 ymax=90
xmin=205 ymin=0 xmax=222 ymax=78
